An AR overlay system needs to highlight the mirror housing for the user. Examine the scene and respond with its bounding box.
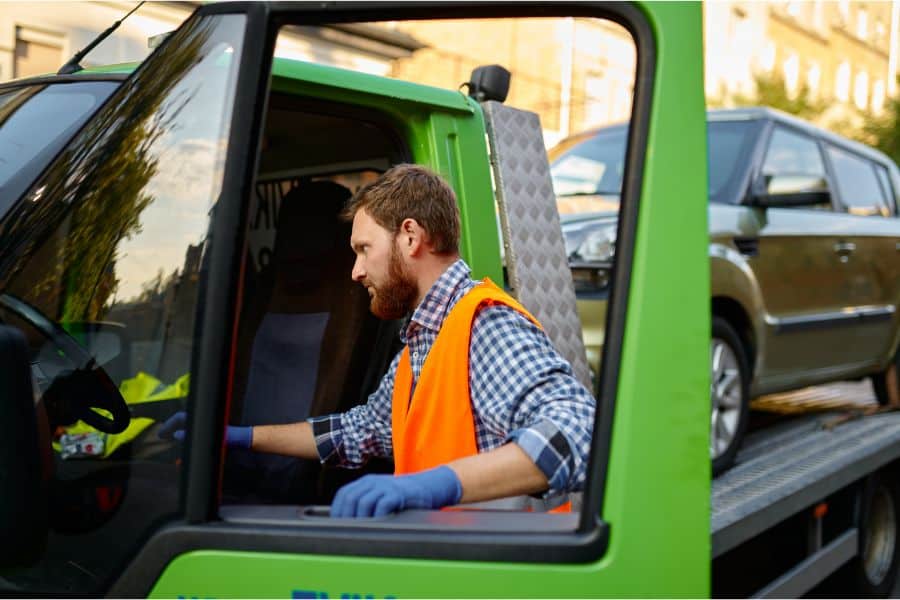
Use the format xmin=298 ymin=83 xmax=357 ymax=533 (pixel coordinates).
xmin=751 ymin=174 xmax=831 ymax=208
xmin=0 ymin=325 xmax=48 ymax=567
xmin=467 ymin=65 xmax=511 ymax=103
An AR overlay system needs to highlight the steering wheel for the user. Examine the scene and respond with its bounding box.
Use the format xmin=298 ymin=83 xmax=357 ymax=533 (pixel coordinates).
xmin=0 ymin=294 xmax=130 ymax=434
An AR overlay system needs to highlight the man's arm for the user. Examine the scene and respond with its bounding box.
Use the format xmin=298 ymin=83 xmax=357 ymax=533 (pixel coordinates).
xmin=448 ymin=442 xmax=548 ymax=503
xmin=250 ymin=421 xmax=319 ymax=459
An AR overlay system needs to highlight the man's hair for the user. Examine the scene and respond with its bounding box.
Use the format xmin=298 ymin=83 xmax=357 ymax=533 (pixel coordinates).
xmin=341 ymin=164 xmax=460 ymax=254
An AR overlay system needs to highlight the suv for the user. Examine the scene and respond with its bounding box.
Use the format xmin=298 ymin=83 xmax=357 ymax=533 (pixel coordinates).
xmin=551 ymin=107 xmax=900 ymax=473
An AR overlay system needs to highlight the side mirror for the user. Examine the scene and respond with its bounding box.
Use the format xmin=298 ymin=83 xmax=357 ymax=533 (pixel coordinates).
xmin=0 ymin=325 xmax=48 ymax=567
xmin=751 ymin=174 xmax=831 ymax=208
xmin=467 ymin=64 xmax=511 ymax=103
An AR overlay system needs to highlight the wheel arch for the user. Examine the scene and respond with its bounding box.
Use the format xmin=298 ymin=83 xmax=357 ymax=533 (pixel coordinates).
xmin=712 ymin=296 xmax=756 ymax=377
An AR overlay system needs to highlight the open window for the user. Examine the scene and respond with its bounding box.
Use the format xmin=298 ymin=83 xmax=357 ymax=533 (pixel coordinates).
xmin=215 ymin=7 xmax=645 ymax=551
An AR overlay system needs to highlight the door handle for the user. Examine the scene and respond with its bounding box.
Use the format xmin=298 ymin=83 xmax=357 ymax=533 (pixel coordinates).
xmin=834 ymin=241 xmax=856 ymax=262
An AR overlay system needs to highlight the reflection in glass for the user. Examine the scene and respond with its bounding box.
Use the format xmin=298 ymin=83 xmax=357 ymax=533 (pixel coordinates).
xmin=0 ymin=14 xmax=245 ymax=596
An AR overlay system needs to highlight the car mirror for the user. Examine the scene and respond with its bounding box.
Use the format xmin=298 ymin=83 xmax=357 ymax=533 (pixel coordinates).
xmin=0 ymin=325 xmax=48 ymax=567
xmin=751 ymin=174 xmax=831 ymax=208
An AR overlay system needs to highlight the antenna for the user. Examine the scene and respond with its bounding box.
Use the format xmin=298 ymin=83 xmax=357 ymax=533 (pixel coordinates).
xmin=58 ymin=1 xmax=145 ymax=75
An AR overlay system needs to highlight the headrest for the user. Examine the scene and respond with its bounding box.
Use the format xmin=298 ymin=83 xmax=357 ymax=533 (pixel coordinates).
xmin=273 ymin=180 xmax=352 ymax=262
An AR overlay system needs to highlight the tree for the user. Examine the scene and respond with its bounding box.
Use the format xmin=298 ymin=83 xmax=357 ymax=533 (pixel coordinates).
xmin=861 ymin=78 xmax=900 ymax=166
xmin=710 ymin=70 xmax=828 ymax=122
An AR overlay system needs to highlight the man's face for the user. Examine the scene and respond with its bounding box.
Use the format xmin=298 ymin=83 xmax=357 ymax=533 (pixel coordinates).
xmin=350 ymin=209 xmax=418 ymax=320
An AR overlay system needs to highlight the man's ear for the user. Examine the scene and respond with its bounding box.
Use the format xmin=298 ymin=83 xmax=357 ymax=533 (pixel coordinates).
xmin=399 ymin=218 xmax=426 ymax=256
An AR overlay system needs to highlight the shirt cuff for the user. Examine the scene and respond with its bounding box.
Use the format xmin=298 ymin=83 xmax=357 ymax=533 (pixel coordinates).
xmin=309 ymin=414 xmax=343 ymax=465
xmin=507 ymin=419 xmax=575 ymax=494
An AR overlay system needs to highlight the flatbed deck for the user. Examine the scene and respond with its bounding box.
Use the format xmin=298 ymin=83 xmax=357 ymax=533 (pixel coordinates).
xmin=712 ymin=381 xmax=900 ymax=557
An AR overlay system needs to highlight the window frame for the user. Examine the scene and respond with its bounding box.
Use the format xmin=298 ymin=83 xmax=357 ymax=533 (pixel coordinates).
xmin=754 ymin=120 xmax=836 ymax=211
xmin=823 ymin=142 xmax=892 ymax=217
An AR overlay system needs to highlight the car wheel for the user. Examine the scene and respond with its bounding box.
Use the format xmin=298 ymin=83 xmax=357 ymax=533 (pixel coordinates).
xmin=836 ymin=472 xmax=900 ymax=597
xmin=872 ymin=349 xmax=900 ymax=407
xmin=711 ymin=316 xmax=750 ymax=477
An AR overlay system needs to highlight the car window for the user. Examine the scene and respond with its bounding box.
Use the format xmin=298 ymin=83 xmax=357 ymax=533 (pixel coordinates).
xmin=761 ymin=127 xmax=830 ymax=209
xmin=0 ymin=81 xmax=119 ymax=215
xmin=0 ymin=14 xmax=245 ymax=596
xmin=549 ymin=119 xmax=754 ymax=211
xmin=874 ymin=164 xmax=897 ymax=215
xmin=550 ymin=127 xmax=627 ymax=200
xmin=825 ymin=144 xmax=890 ymax=216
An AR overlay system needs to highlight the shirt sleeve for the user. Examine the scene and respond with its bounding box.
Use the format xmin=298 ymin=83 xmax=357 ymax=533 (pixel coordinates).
xmin=308 ymin=349 xmax=401 ymax=468
xmin=468 ymin=305 xmax=596 ymax=494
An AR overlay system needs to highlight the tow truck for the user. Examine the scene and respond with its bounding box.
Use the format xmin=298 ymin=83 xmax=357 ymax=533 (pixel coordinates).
xmin=0 ymin=2 xmax=899 ymax=598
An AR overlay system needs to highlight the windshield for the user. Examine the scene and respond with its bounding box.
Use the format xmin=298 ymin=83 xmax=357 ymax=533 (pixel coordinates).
xmin=550 ymin=119 xmax=756 ymax=212
xmin=0 ymin=80 xmax=118 ymax=214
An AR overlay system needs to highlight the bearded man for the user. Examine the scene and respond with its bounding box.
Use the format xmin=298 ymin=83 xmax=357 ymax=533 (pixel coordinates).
xmin=164 ymin=164 xmax=596 ymax=518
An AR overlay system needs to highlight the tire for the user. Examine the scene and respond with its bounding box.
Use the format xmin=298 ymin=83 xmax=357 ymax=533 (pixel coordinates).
xmin=872 ymin=349 xmax=900 ymax=407
xmin=711 ymin=316 xmax=751 ymax=477
xmin=841 ymin=473 xmax=900 ymax=597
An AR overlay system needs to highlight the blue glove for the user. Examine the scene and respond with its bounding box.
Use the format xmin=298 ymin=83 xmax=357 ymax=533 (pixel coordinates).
xmin=157 ymin=410 xmax=253 ymax=449
xmin=331 ymin=466 xmax=462 ymax=518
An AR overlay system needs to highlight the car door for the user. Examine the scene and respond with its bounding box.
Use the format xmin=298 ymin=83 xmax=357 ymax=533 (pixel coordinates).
xmin=749 ymin=124 xmax=857 ymax=388
xmin=824 ymin=143 xmax=900 ymax=367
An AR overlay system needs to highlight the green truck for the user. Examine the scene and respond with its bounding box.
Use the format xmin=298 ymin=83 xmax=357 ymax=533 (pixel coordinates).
xmin=1 ymin=2 xmax=899 ymax=597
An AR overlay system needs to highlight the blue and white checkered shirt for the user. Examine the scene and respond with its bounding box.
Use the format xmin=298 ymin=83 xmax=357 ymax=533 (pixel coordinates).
xmin=309 ymin=259 xmax=596 ymax=495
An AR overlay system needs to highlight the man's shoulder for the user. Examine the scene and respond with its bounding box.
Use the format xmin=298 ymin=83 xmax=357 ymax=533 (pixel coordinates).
xmin=471 ymin=300 xmax=542 ymax=336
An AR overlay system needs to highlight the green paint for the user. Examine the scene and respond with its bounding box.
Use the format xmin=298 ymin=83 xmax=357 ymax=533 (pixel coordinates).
xmin=151 ymin=2 xmax=709 ymax=597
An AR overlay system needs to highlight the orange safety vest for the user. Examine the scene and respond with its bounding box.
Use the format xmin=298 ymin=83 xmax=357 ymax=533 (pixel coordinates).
xmin=391 ymin=278 xmax=571 ymax=513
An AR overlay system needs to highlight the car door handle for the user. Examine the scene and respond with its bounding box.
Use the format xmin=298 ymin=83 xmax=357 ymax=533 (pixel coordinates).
xmin=834 ymin=242 xmax=856 ymax=262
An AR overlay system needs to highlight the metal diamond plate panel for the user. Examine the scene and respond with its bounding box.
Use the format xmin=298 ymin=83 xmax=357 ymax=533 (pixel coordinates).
xmin=482 ymin=101 xmax=592 ymax=391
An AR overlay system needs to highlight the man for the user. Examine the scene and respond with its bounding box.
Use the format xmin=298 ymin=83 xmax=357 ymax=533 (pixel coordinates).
xmin=163 ymin=164 xmax=595 ymax=518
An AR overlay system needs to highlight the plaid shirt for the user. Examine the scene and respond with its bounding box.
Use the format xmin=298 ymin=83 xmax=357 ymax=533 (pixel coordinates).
xmin=309 ymin=259 xmax=596 ymax=495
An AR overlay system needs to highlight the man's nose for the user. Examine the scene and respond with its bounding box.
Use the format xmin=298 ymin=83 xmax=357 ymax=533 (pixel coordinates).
xmin=351 ymin=258 xmax=364 ymax=282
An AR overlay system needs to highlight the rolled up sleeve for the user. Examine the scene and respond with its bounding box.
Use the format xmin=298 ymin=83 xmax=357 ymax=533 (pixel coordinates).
xmin=469 ymin=305 xmax=596 ymax=494
xmin=308 ymin=351 xmax=400 ymax=468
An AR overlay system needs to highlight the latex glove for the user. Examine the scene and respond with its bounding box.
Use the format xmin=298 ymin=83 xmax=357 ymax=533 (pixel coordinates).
xmin=331 ymin=466 xmax=462 ymax=518
xmin=157 ymin=410 xmax=253 ymax=449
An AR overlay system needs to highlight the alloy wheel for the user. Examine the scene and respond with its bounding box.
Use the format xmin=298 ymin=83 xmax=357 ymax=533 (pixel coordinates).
xmin=710 ymin=337 xmax=742 ymax=459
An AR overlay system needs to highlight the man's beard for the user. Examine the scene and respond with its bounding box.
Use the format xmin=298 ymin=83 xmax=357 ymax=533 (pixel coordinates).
xmin=368 ymin=244 xmax=418 ymax=320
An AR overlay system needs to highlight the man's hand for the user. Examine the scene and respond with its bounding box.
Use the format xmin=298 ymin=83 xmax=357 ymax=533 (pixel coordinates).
xmin=157 ymin=411 xmax=253 ymax=449
xmin=331 ymin=466 xmax=462 ymax=518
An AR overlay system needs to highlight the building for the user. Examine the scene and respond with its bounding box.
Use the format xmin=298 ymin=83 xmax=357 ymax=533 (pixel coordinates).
xmin=387 ymin=17 xmax=636 ymax=147
xmin=0 ymin=2 xmax=422 ymax=82
xmin=706 ymin=1 xmax=900 ymax=122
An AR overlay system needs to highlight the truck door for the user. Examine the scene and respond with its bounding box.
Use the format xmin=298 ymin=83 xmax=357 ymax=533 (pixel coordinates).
xmin=0 ymin=3 xmax=712 ymax=598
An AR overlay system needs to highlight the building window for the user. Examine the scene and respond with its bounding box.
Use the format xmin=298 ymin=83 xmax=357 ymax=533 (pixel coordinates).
xmin=876 ymin=19 xmax=887 ymax=44
xmin=786 ymin=1 xmax=801 ymax=18
xmin=807 ymin=62 xmax=821 ymax=98
xmin=854 ymin=70 xmax=869 ymax=110
xmin=872 ymin=79 xmax=885 ymax=114
xmin=761 ymin=41 xmax=776 ymax=72
xmin=857 ymin=8 xmax=868 ymax=39
xmin=784 ymin=53 xmax=800 ymax=97
xmin=836 ymin=61 xmax=850 ymax=102
xmin=13 ymin=26 xmax=64 ymax=79
xmin=838 ymin=0 xmax=850 ymax=24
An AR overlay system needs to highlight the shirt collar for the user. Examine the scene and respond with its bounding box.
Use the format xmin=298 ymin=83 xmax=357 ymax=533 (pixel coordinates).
xmin=402 ymin=258 xmax=472 ymax=341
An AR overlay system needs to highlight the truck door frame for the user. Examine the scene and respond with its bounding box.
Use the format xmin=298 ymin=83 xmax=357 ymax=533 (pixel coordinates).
xmin=109 ymin=2 xmax=677 ymax=596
